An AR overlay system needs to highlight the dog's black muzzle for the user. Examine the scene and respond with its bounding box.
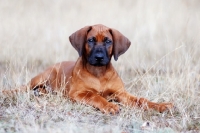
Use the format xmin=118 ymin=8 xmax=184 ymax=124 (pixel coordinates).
xmin=88 ymin=46 xmax=110 ymax=66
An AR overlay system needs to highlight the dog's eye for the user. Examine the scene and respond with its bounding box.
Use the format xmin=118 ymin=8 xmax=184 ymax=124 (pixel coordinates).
xmin=105 ymin=40 xmax=111 ymax=44
xmin=88 ymin=38 xmax=95 ymax=43
xmin=104 ymin=38 xmax=112 ymax=45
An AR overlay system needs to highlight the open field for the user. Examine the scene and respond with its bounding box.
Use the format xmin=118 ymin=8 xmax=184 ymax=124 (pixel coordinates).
xmin=0 ymin=0 xmax=200 ymax=132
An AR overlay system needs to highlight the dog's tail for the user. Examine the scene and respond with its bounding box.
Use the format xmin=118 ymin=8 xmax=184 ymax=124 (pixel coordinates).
xmin=1 ymin=85 xmax=29 ymax=97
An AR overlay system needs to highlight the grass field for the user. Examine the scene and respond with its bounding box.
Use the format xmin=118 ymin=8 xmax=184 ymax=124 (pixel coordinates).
xmin=0 ymin=0 xmax=200 ymax=132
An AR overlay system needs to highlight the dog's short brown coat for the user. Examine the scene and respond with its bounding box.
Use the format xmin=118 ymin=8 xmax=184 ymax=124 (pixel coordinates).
xmin=3 ymin=24 xmax=172 ymax=114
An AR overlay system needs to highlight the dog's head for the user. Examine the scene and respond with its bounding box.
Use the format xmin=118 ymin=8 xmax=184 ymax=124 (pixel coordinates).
xmin=69 ymin=24 xmax=131 ymax=66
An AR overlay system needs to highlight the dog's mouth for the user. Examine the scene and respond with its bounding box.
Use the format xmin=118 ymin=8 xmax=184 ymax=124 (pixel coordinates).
xmin=88 ymin=54 xmax=110 ymax=66
xmin=88 ymin=58 xmax=109 ymax=66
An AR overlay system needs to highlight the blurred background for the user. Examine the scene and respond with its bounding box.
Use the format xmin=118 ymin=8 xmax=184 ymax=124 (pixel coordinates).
xmin=0 ymin=0 xmax=200 ymax=84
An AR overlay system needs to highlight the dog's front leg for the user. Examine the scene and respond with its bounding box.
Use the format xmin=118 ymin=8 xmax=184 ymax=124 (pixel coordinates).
xmin=116 ymin=91 xmax=173 ymax=112
xmin=69 ymin=90 xmax=120 ymax=114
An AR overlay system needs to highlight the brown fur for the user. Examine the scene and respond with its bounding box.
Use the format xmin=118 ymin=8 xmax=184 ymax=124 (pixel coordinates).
xmin=2 ymin=24 xmax=173 ymax=114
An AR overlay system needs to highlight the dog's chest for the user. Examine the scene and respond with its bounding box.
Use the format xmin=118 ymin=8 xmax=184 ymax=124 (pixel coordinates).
xmin=84 ymin=75 xmax=111 ymax=92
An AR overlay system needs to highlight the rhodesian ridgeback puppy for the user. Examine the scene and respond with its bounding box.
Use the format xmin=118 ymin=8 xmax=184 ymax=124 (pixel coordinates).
xmin=3 ymin=24 xmax=173 ymax=114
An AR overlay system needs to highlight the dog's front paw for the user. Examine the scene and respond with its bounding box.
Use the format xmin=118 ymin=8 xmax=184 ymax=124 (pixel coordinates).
xmin=158 ymin=102 xmax=173 ymax=113
xmin=101 ymin=103 xmax=120 ymax=115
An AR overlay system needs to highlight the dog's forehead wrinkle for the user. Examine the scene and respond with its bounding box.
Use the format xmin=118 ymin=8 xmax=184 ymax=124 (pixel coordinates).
xmin=87 ymin=25 xmax=112 ymax=42
xmin=93 ymin=24 xmax=109 ymax=32
xmin=93 ymin=26 xmax=110 ymax=35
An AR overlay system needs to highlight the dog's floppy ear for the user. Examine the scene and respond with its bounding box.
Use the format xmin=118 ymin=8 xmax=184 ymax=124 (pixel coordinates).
xmin=109 ymin=28 xmax=131 ymax=61
xmin=69 ymin=26 xmax=92 ymax=56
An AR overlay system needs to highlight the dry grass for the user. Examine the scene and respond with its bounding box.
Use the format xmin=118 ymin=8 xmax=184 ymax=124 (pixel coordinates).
xmin=0 ymin=0 xmax=200 ymax=132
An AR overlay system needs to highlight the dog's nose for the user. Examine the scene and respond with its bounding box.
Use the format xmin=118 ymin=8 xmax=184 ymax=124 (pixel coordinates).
xmin=95 ymin=53 xmax=104 ymax=61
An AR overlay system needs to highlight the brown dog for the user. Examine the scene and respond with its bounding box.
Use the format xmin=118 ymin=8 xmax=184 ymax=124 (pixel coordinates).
xmin=3 ymin=24 xmax=172 ymax=114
